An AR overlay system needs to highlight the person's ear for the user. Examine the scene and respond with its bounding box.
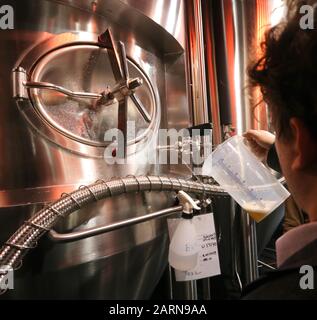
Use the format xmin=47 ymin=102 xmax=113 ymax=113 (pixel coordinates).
xmin=290 ymin=118 xmax=317 ymax=171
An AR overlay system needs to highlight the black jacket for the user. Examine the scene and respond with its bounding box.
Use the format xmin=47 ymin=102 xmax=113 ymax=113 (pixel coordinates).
xmin=243 ymin=267 xmax=317 ymax=299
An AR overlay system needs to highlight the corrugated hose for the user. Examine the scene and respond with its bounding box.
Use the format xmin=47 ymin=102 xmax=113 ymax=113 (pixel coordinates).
xmin=0 ymin=175 xmax=224 ymax=294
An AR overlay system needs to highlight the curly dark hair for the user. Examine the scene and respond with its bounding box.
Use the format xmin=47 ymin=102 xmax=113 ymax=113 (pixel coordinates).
xmin=248 ymin=0 xmax=317 ymax=138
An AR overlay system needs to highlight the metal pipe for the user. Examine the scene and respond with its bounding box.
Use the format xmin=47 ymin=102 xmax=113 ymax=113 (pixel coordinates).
xmin=241 ymin=209 xmax=259 ymax=285
xmin=49 ymin=205 xmax=183 ymax=242
xmin=130 ymin=93 xmax=152 ymax=123
xmin=24 ymin=81 xmax=103 ymax=99
xmin=184 ymin=280 xmax=198 ymax=300
xmin=201 ymin=278 xmax=211 ymax=300
xmin=186 ymin=0 xmax=209 ymax=126
xmin=201 ymin=0 xmax=222 ymax=145
xmin=258 ymin=260 xmax=276 ymax=271
xmin=210 ymin=0 xmax=233 ymax=128
xmin=24 ymin=78 xmax=144 ymax=104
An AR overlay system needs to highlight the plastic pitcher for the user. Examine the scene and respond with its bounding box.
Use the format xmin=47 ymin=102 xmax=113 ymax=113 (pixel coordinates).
xmin=202 ymin=135 xmax=290 ymax=222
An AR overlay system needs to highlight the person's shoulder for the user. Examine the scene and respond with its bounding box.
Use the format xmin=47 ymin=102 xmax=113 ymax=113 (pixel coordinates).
xmin=242 ymin=267 xmax=317 ymax=300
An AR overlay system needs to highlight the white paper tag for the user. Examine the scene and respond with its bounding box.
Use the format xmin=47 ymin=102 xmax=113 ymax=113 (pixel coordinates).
xmin=167 ymin=213 xmax=221 ymax=281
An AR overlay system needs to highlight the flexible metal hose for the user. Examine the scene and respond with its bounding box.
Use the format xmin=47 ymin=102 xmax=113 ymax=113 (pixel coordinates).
xmin=0 ymin=175 xmax=223 ymax=289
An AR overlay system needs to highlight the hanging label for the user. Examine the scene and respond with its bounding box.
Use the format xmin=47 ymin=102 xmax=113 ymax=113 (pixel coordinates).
xmin=167 ymin=213 xmax=221 ymax=281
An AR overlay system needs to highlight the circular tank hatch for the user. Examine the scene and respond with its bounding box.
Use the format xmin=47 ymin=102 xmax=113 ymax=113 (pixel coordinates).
xmin=29 ymin=45 xmax=157 ymax=147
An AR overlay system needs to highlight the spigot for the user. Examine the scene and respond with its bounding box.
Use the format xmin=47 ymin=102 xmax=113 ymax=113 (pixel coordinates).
xmin=168 ymin=191 xmax=201 ymax=271
xmin=177 ymin=190 xmax=200 ymax=215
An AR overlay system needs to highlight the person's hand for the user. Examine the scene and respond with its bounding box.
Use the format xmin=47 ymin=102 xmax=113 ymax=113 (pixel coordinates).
xmin=243 ymin=130 xmax=275 ymax=161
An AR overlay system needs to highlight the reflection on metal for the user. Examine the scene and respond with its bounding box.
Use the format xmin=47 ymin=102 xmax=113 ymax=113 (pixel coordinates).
xmin=0 ymin=184 xmax=86 ymax=207
xmin=210 ymin=0 xmax=233 ymax=135
xmin=229 ymin=0 xmax=286 ymax=134
xmin=186 ymin=0 xmax=209 ymax=126
xmin=201 ymin=0 xmax=222 ymax=145
xmin=48 ymin=0 xmax=186 ymax=51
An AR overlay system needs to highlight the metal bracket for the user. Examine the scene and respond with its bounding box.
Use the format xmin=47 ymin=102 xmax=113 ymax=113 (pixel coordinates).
xmin=12 ymin=67 xmax=28 ymax=100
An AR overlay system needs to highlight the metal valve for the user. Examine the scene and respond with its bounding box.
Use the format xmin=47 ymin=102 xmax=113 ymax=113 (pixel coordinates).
xmin=177 ymin=190 xmax=200 ymax=214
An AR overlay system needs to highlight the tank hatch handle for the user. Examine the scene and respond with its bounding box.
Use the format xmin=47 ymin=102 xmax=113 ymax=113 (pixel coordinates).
xmin=13 ymin=30 xmax=151 ymax=158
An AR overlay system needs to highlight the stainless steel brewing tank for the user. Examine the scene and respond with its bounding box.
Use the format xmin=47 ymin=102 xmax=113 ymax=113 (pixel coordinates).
xmin=0 ymin=0 xmax=189 ymax=299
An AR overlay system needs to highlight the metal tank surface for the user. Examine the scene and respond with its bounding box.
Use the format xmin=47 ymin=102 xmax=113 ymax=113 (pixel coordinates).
xmin=0 ymin=0 xmax=189 ymax=299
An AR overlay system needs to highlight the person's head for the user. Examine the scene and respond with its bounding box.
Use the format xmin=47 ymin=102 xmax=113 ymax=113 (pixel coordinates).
xmin=248 ymin=0 xmax=317 ymax=220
